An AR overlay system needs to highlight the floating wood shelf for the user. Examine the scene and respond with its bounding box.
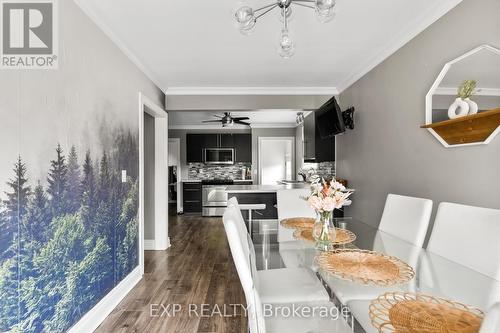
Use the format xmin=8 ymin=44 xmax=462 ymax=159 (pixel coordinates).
xmin=421 ymin=108 xmax=500 ymax=145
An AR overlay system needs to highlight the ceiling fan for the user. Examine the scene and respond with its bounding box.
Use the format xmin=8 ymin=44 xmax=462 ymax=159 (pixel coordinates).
xmin=202 ymin=112 xmax=251 ymax=127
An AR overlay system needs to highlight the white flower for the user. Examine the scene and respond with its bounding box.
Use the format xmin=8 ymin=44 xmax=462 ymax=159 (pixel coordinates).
xmin=331 ymin=181 xmax=346 ymax=192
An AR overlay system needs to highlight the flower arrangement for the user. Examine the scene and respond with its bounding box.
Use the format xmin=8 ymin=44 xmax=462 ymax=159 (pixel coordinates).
xmin=306 ymin=178 xmax=354 ymax=219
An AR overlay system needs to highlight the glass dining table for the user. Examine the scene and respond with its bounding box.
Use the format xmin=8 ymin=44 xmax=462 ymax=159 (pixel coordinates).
xmin=252 ymin=217 xmax=500 ymax=333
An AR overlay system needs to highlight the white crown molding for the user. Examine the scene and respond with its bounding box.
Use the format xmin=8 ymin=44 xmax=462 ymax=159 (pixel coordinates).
xmin=435 ymin=87 xmax=500 ymax=97
xmin=336 ymin=0 xmax=464 ymax=93
xmin=169 ymin=123 xmax=296 ymax=130
xmin=68 ymin=267 xmax=142 ymax=333
xmin=74 ymin=0 xmax=165 ymax=93
xmin=165 ymin=87 xmax=339 ymax=96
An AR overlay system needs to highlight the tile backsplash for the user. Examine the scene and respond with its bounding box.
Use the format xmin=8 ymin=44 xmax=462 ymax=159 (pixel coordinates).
xmin=302 ymin=161 xmax=336 ymax=180
xmin=188 ymin=163 xmax=252 ymax=180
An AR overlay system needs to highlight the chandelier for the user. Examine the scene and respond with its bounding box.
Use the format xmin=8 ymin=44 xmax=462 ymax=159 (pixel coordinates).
xmin=234 ymin=0 xmax=336 ymax=58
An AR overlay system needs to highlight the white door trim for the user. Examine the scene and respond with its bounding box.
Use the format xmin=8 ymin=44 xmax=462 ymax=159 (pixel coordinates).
xmin=139 ymin=92 xmax=169 ymax=274
xmin=258 ymin=136 xmax=296 ymax=185
xmin=168 ymin=138 xmax=182 ymax=213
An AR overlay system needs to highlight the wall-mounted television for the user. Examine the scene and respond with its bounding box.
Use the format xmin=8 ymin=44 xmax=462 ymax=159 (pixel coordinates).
xmin=315 ymin=96 xmax=346 ymax=139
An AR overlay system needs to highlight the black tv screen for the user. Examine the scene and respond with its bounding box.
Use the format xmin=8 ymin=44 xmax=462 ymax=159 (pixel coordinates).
xmin=315 ymin=96 xmax=345 ymax=139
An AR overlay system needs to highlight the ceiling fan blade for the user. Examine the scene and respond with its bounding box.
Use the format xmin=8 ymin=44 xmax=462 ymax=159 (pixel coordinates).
xmin=213 ymin=115 xmax=223 ymax=118
xmin=202 ymin=120 xmax=222 ymax=123
xmin=235 ymin=120 xmax=251 ymax=126
xmin=232 ymin=117 xmax=250 ymax=121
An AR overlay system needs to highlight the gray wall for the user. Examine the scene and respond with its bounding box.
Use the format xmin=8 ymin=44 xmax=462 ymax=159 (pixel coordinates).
xmin=337 ymin=0 xmax=500 ymax=234
xmin=144 ymin=112 xmax=155 ymax=239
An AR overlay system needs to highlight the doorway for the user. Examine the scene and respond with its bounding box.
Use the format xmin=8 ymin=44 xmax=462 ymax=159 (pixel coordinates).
xmin=138 ymin=93 xmax=169 ymax=274
xmin=168 ymin=138 xmax=181 ymax=215
xmin=258 ymin=137 xmax=295 ymax=185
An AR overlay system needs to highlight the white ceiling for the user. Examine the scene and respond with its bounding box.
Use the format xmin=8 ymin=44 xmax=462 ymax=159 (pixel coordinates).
xmin=168 ymin=110 xmax=302 ymax=128
xmin=76 ymin=0 xmax=462 ymax=93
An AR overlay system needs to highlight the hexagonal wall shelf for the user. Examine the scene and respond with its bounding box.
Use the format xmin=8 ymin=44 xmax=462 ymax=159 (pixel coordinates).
xmin=423 ymin=45 xmax=500 ymax=147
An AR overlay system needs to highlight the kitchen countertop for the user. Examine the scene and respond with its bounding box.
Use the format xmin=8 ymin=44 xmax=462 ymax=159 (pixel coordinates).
xmin=225 ymin=183 xmax=311 ymax=193
xmin=182 ymin=179 xmax=253 ymax=183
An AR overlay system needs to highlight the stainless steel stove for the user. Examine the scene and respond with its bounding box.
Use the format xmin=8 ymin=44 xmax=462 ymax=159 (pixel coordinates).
xmin=202 ymin=179 xmax=234 ymax=217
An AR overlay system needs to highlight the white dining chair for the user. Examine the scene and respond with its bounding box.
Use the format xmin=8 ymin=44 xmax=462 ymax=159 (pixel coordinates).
xmin=277 ymin=189 xmax=315 ymax=243
xmin=223 ymin=205 xmax=331 ymax=304
xmin=378 ymin=194 xmax=433 ymax=247
xmin=427 ymin=202 xmax=500 ymax=281
xmin=480 ymin=303 xmax=500 ymax=333
xmin=223 ymin=208 xmax=352 ymax=333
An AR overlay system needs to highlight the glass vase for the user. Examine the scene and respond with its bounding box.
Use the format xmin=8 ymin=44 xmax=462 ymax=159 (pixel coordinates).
xmin=312 ymin=212 xmax=336 ymax=251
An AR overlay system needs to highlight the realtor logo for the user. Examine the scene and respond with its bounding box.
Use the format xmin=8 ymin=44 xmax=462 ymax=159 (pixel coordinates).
xmin=1 ymin=0 xmax=58 ymax=69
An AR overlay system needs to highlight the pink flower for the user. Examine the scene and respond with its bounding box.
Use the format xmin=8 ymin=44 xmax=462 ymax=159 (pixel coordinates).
xmin=308 ymin=196 xmax=323 ymax=211
xmin=321 ymin=197 xmax=336 ymax=212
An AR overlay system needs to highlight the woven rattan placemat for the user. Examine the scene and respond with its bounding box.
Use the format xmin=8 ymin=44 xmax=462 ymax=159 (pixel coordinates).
xmin=280 ymin=217 xmax=315 ymax=230
xmin=369 ymin=292 xmax=484 ymax=333
xmin=316 ymin=249 xmax=415 ymax=286
xmin=293 ymin=228 xmax=357 ymax=245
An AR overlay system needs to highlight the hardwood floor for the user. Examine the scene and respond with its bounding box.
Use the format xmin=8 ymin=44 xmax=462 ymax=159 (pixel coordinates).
xmin=94 ymin=214 xmax=247 ymax=333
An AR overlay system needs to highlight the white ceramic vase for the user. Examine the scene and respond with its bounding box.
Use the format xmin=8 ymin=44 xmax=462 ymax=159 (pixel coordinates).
xmin=464 ymin=98 xmax=478 ymax=115
xmin=448 ymin=97 xmax=470 ymax=119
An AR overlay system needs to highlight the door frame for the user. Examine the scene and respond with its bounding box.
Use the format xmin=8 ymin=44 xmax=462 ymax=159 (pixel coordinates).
xmin=138 ymin=92 xmax=169 ymax=275
xmin=258 ymin=136 xmax=296 ymax=185
xmin=168 ymin=138 xmax=182 ymax=213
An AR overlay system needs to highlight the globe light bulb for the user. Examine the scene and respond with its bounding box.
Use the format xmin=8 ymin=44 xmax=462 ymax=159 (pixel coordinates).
xmin=315 ymin=0 xmax=336 ymax=11
xmin=316 ymin=6 xmax=336 ymax=23
xmin=235 ymin=6 xmax=254 ymax=25
xmin=278 ymin=29 xmax=295 ymax=58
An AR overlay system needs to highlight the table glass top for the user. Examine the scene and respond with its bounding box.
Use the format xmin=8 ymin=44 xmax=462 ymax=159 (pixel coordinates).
xmin=251 ymin=218 xmax=500 ymax=332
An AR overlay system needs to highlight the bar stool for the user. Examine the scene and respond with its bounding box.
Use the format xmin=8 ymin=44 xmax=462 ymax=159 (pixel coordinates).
xmin=238 ymin=204 xmax=266 ymax=239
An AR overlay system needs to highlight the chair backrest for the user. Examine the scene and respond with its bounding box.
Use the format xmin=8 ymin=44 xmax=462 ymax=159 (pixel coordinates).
xmin=227 ymin=197 xmax=249 ymax=245
xmin=480 ymin=303 xmax=500 ymax=333
xmin=223 ymin=207 xmax=266 ymax=333
xmin=277 ymin=189 xmax=315 ymax=242
xmin=379 ymin=194 xmax=433 ymax=247
xmin=428 ymin=202 xmax=500 ymax=281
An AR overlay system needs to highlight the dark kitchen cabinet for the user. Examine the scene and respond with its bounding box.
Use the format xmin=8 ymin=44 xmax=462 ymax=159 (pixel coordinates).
xmin=303 ymin=113 xmax=335 ymax=163
xmin=183 ymin=182 xmax=202 ymax=213
xmin=186 ymin=133 xmax=252 ymax=163
xmin=187 ymin=134 xmax=216 ymax=163
xmin=234 ymin=134 xmax=252 ymax=163
xmin=220 ymin=134 xmax=234 ymax=148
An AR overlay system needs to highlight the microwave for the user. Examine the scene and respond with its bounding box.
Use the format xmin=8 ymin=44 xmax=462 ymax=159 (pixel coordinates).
xmin=203 ymin=148 xmax=235 ymax=165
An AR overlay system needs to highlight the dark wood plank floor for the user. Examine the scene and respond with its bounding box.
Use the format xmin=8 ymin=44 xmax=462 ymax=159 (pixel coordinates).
xmin=94 ymin=214 xmax=247 ymax=333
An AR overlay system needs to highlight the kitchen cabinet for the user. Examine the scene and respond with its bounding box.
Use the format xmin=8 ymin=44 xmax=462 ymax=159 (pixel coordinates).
xmin=303 ymin=113 xmax=335 ymax=163
xmin=234 ymin=134 xmax=252 ymax=163
xmin=183 ymin=182 xmax=202 ymax=213
xmin=186 ymin=133 xmax=252 ymax=163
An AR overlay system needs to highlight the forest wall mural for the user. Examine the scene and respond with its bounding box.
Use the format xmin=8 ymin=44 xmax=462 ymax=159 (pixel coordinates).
xmin=0 ymin=0 xmax=164 ymax=332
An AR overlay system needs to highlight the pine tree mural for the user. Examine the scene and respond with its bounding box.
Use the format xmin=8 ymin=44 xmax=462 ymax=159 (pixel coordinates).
xmin=0 ymin=126 xmax=141 ymax=332
xmin=65 ymin=146 xmax=81 ymax=214
xmin=47 ymin=144 xmax=68 ymax=217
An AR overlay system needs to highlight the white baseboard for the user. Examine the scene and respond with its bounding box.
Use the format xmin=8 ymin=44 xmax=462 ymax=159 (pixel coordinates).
xmin=68 ymin=266 xmax=142 ymax=333
xmin=145 ymin=237 xmax=171 ymax=251
xmin=144 ymin=239 xmax=156 ymax=250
